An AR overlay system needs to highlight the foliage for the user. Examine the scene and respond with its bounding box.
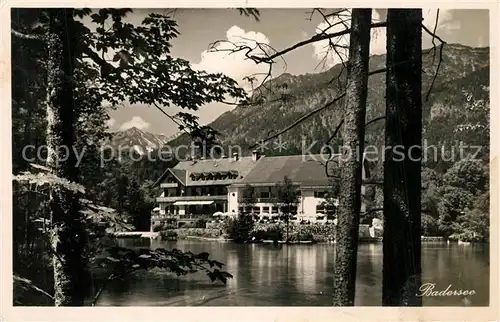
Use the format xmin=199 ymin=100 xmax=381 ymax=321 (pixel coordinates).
xmin=240 ymin=184 xmax=257 ymax=211
xmin=174 ymin=228 xmax=223 ymax=239
xmin=152 ymin=223 xmax=165 ymax=232
xmin=276 ymin=176 xmax=300 ymax=241
xmin=421 ymin=214 xmax=439 ymax=236
xmin=11 ymin=7 xmax=246 ymax=305
xmin=193 ymin=218 xmax=208 ymax=229
xmin=319 ymin=179 xmax=339 ymax=220
xmin=287 ymin=226 xmax=315 ymax=242
xmin=442 ymin=159 xmax=488 ymax=195
xmin=251 ymin=222 xmax=337 ymax=242
xmin=94 ymin=246 xmax=233 ymax=288
xmin=225 ymin=214 xmax=255 ymax=243
xmin=449 ymin=191 xmax=489 ymax=242
xmin=250 ymin=226 xmax=283 ymax=242
xmin=436 ymin=160 xmax=489 ymax=240
xmin=276 ymin=176 xmax=300 ymax=210
xmin=158 ymin=230 xmax=178 ymax=240
xmin=13 ymin=166 xmax=86 ymax=194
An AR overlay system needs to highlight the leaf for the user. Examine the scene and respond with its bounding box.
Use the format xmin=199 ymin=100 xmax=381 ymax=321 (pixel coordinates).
xmin=74 ymin=8 xmax=92 ymax=19
xmin=90 ymin=12 xmax=107 ymax=24
xmin=207 ymin=271 xmax=216 ymax=282
xmin=195 ymin=252 xmax=210 ymax=261
xmin=13 ymin=172 xmax=86 ymax=194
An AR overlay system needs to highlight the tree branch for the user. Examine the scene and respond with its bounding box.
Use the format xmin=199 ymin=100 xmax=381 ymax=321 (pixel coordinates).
xmin=248 ymin=67 xmax=387 ymax=150
xmin=14 ymin=275 xmax=54 ymax=300
xmin=11 ymin=29 xmax=45 ymax=41
xmin=91 ymin=273 xmax=115 ymax=306
xmin=365 ymin=116 xmax=386 ymax=127
xmin=421 ymin=20 xmax=447 ymax=102
xmin=261 ymin=22 xmax=387 ymax=63
xmin=325 ymin=120 xmax=344 ymax=178
xmin=248 ymin=92 xmax=346 ymax=150
xmin=208 ymin=22 xmax=387 ymax=66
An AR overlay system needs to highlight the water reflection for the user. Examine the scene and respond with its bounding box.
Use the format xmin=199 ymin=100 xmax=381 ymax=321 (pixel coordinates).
xmin=96 ymin=240 xmax=489 ymax=306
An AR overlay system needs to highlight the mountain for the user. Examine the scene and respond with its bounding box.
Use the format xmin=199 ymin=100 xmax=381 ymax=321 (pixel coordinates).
xmin=168 ymin=43 xmax=489 ymax=172
xmin=108 ymin=127 xmax=171 ymax=155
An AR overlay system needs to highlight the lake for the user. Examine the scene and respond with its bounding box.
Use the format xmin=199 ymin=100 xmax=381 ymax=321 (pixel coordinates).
xmin=96 ymin=239 xmax=489 ymax=306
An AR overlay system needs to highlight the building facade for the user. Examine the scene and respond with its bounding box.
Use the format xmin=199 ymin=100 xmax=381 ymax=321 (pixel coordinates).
xmin=151 ymin=151 xmax=368 ymax=228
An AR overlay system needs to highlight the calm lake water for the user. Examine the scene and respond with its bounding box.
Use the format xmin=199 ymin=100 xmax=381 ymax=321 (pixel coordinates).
xmin=96 ymin=239 xmax=489 ymax=306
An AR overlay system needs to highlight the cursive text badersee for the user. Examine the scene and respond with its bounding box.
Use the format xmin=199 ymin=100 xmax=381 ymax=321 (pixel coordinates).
xmin=417 ymin=283 xmax=476 ymax=297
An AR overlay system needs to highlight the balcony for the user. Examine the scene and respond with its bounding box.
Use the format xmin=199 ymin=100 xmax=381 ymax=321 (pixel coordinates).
xmin=239 ymin=197 xmax=279 ymax=203
xmin=157 ymin=195 xmax=228 ymax=203
xmin=160 ymin=182 xmax=178 ymax=188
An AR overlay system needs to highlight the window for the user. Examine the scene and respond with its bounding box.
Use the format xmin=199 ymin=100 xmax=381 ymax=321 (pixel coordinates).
xmin=252 ymin=206 xmax=261 ymax=214
xmin=271 ymin=207 xmax=278 ymax=213
xmin=260 ymin=191 xmax=270 ymax=198
xmin=262 ymin=206 xmax=270 ymax=213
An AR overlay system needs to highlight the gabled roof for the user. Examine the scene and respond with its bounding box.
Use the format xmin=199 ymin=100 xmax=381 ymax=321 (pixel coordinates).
xmin=232 ymin=154 xmax=340 ymax=187
xmin=153 ymin=154 xmax=344 ymax=188
xmin=152 ymin=168 xmax=187 ymax=187
xmin=156 ymin=156 xmax=261 ymax=187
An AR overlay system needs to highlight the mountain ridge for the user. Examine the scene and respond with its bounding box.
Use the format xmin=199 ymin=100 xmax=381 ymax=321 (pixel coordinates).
xmin=107 ymin=126 xmax=171 ymax=155
xmin=110 ymin=43 xmax=489 ymax=170
xmin=167 ymin=43 xmax=489 ymax=167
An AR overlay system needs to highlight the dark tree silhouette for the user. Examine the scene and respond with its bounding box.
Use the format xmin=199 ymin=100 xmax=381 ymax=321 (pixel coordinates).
xmin=383 ymin=9 xmax=423 ymax=306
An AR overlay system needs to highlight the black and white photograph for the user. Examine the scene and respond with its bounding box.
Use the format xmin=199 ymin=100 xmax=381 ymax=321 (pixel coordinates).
xmin=2 ymin=3 xmax=496 ymax=315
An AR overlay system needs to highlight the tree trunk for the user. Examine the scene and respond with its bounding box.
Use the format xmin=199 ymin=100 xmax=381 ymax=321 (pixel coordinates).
xmin=333 ymin=8 xmax=372 ymax=306
xmin=46 ymin=8 xmax=86 ymax=306
xmin=383 ymin=9 xmax=422 ymax=306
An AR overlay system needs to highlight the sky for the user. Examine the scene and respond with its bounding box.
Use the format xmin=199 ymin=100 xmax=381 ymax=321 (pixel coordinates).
xmin=104 ymin=9 xmax=490 ymax=137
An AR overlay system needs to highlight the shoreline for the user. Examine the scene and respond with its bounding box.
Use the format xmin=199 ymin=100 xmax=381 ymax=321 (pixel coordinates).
xmin=113 ymin=233 xmax=480 ymax=244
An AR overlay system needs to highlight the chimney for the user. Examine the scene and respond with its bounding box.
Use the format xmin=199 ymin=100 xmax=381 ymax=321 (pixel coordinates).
xmin=232 ymin=152 xmax=239 ymax=162
xmin=252 ymin=150 xmax=261 ymax=161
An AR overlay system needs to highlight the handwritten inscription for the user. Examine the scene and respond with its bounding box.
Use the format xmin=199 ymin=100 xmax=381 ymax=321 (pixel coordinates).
xmin=417 ymin=283 xmax=476 ymax=297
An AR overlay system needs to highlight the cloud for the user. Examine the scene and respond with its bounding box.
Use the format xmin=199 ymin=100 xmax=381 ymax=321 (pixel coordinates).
xmin=119 ymin=116 xmax=150 ymax=131
xmin=312 ymin=9 xmax=455 ymax=68
xmin=106 ymin=117 xmax=116 ymax=128
xmin=192 ymin=25 xmax=272 ymax=91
